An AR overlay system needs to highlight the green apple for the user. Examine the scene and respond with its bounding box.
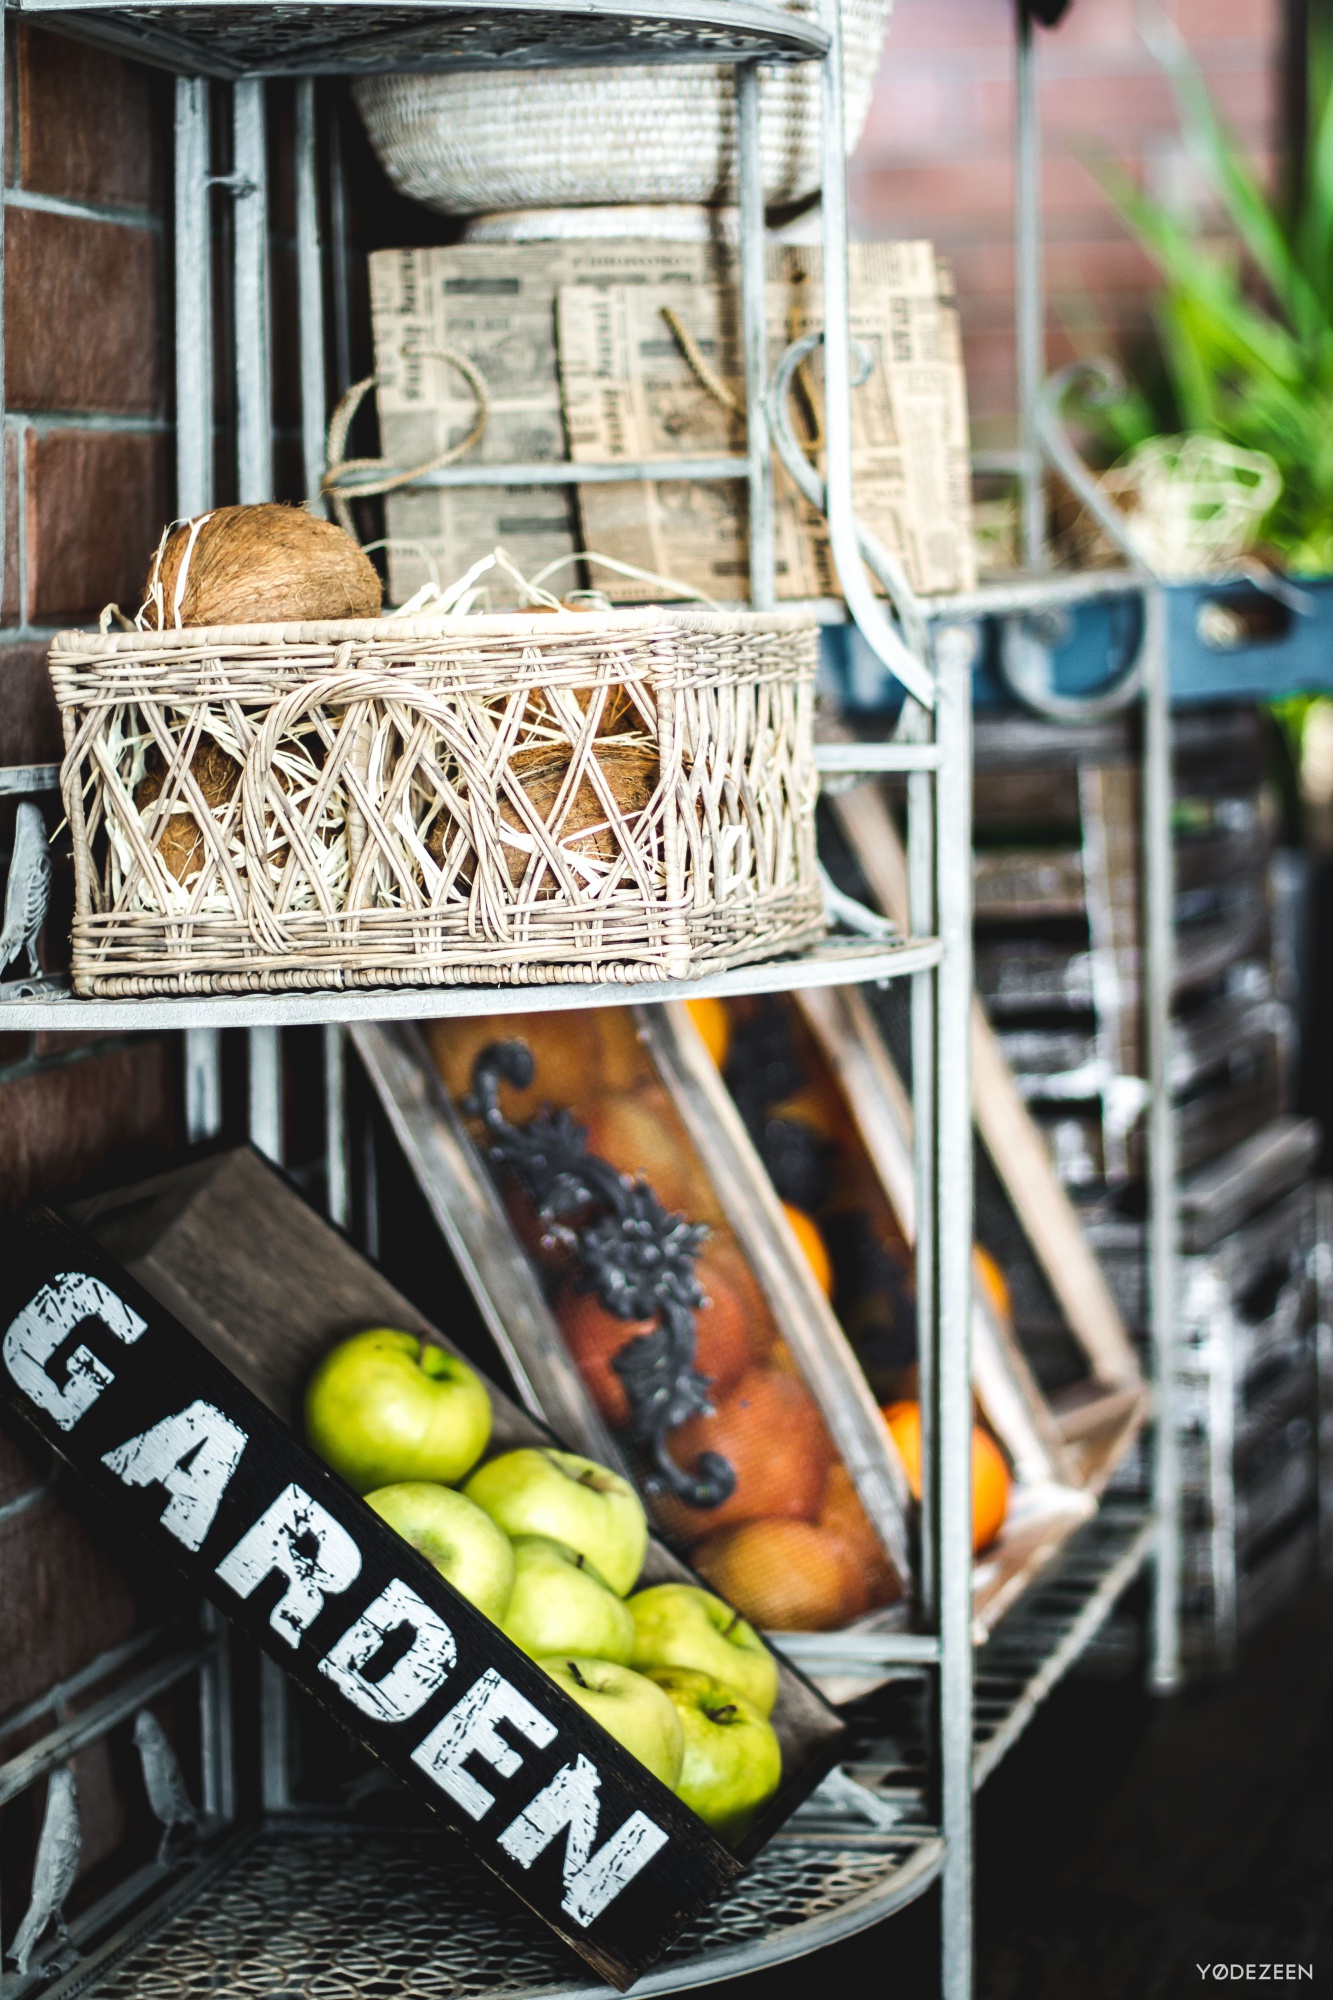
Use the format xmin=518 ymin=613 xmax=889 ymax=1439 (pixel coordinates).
xmin=539 ymin=1657 xmax=684 ymax=1789
xmin=306 ymin=1329 xmax=492 ymax=1493
xmin=628 ymin=1584 xmax=778 ymax=1718
xmin=646 ymin=1668 xmax=782 ymax=1844
xmin=502 ymin=1537 xmax=635 ymax=1664
xmin=365 ymin=1481 xmax=514 ymax=1625
xmin=463 ymin=1449 xmax=647 ymax=1597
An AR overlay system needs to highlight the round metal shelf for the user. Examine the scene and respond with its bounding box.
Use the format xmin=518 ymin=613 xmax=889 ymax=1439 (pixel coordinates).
xmin=12 ymin=0 xmax=830 ymax=76
xmin=0 ymin=935 xmax=940 ymax=1033
xmin=60 ymin=1823 xmax=943 ymax=1999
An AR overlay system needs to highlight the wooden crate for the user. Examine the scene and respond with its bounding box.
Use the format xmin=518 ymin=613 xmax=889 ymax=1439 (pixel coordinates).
xmin=0 ymin=1150 xmax=845 ymax=1989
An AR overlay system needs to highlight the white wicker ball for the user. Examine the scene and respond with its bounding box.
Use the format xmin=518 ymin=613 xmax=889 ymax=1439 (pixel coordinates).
xmin=353 ymin=0 xmax=893 ymax=216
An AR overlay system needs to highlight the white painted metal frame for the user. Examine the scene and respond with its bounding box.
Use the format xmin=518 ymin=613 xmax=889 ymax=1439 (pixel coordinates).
xmin=163 ymin=40 xmax=978 ymax=2000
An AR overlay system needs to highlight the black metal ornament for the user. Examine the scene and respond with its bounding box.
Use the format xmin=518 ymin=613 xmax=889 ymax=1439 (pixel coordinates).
xmin=465 ymin=1041 xmax=736 ymax=1511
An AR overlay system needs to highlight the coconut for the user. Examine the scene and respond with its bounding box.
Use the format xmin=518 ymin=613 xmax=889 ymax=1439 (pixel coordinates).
xmin=503 ymin=740 xmax=660 ymax=882
xmin=425 ymin=739 xmax=659 ymax=893
xmin=140 ymin=503 xmax=382 ymax=628
xmin=135 ymin=739 xmax=241 ymax=884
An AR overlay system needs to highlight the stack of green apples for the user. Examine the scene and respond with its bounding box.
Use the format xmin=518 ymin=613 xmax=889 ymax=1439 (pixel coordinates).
xmin=306 ymin=1329 xmax=783 ymax=1844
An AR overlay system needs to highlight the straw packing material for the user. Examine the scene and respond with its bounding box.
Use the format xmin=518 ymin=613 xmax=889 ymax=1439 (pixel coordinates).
xmin=134 ymin=737 xmax=240 ymax=885
xmin=102 ymin=702 xmax=350 ymax=921
xmin=139 ymin=503 xmax=383 ymax=629
xmin=51 ymin=609 xmax=822 ymax=996
xmin=352 ymin=0 xmax=893 ymax=216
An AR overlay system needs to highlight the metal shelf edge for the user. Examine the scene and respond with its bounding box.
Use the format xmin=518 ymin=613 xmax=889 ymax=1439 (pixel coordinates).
xmin=10 ymin=0 xmax=830 ymax=75
xmin=0 ymin=939 xmax=941 ymax=1032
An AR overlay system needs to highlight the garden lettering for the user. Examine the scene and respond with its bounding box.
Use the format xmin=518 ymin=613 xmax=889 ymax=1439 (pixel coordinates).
xmin=0 ymin=1210 xmax=740 ymax=1989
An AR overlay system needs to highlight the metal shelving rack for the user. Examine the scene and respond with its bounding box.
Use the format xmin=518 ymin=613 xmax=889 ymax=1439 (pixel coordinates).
xmin=0 ymin=8 xmax=1178 ymax=2000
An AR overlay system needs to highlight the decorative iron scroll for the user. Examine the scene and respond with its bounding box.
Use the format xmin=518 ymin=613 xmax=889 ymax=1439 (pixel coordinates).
xmin=465 ymin=1041 xmax=736 ymax=1511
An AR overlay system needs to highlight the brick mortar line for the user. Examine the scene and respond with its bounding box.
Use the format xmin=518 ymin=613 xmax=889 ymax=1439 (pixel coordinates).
xmin=4 ymin=187 xmax=164 ymax=232
xmin=5 ymin=411 xmax=170 ymax=434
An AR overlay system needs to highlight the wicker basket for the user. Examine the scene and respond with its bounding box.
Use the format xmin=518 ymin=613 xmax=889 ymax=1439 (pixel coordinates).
xmin=352 ymin=0 xmax=893 ymax=215
xmin=52 ymin=609 xmax=822 ymax=997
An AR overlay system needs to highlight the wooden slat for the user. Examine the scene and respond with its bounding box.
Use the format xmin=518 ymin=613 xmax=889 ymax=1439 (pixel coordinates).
xmin=830 ymin=782 xmax=1142 ymax=1393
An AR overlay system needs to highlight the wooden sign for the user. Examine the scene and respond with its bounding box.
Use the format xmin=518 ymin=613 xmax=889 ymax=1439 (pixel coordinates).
xmin=0 ymin=1199 xmax=743 ymax=1990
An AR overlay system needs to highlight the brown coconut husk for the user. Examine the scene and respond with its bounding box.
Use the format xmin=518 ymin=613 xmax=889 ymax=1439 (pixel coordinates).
xmin=427 ymin=739 xmax=659 ymax=890
xmin=135 ymin=739 xmax=241 ymax=883
xmin=498 ymin=739 xmax=660 ymax=886
xmin=140 ymin=503 xmax=382 ymax=628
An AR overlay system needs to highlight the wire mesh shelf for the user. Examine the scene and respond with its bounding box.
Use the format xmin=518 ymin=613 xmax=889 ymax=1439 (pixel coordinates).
xmin=829 ymin=1500 xmax=1157 ymax=1813
xmin=971 ymin=1500 xmax=1157 ymax=1787
xmin=44 ymin=1821 xmax=943 ymax=2000
xmin=10 ymin=0 xmax=828 ymax=76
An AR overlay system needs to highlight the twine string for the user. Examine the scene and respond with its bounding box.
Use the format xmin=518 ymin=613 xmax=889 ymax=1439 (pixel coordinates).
xmin=130 ymin=510 xmax=218 ymax=633
xmin=393 ymin=546 xmax=721 ymax=617
xmin=658 ymin=305 xmax=744 ymax=419
xmin=322 ymin=347 xmax=490 ymax=541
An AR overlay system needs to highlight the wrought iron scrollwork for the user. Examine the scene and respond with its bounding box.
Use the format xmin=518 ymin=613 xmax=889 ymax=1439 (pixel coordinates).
xmin=465 ymin=1040 xmax=736 ymax=1510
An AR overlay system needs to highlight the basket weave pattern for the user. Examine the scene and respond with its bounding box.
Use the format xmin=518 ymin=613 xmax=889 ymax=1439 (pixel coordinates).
xmin=51 ymin=612 xmax=822 ymax=997
xmin=352 ymin=0 xmax=893 ymax=214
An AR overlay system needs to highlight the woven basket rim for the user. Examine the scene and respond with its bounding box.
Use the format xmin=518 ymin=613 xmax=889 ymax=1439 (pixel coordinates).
xmin=50 ymin=605 xmax=816 ymax=659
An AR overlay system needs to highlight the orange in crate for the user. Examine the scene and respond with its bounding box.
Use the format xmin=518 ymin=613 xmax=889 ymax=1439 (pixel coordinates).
xmin=816 ymin=1464 xmax=904 ymax=1614
xmin=426 ymin=1007 xmax=644 ymax=1117
xmin=654 ymin=1366 xmax=835 ymax=1542
xmin=684 ymin=997 xmax=731 ymax=1068
xmin=882 ymin=1399 xmax=1011 ymax=1553
xmin=692 ymin=1517 xmax=865 ymax=1632
xmin=781 ymin=1203 xmax=833 ymax=1298
xmin=769 ymin=1076 xmax=847 ymax=1145
xmin=973 ymin=1245 xmax=1013 ymax=1326
xmin=581 ymin=1087 xmax=725 ymax=1226
xmin=557 ymin=1248 xmax=754 ymax=1429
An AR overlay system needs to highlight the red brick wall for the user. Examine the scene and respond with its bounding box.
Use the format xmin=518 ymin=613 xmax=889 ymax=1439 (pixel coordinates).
xmin=849 ymin=0 xmax=1285 ymax=445
xmin=1 ymin=26 xmax=177 ymax=1208
xmin=0 ymin=30 xmax=183 ymax=1909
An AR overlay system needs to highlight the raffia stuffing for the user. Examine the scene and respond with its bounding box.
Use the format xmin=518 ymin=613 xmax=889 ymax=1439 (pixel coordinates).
xmin=50 ymin=610 xmax=822 ymax=996
xmin=97 ymin=702 xmax=350 ymax=920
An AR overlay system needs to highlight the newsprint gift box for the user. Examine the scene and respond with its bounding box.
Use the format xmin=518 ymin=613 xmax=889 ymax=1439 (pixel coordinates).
xmin=0 ymin=1149 xmax=845 ymax=1990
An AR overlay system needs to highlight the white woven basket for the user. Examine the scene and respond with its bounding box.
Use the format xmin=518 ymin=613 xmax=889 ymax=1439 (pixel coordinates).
xmin=53 ymin=608 xmax=823 ymax=997
xmin=353 ymin=0 xmax=893 ymax=215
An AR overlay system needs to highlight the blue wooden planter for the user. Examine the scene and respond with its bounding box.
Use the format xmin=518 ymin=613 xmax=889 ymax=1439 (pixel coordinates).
xmin=1164 ymin=576 xmax=1333 ymax=705
xmin=818 ymin=576 xmax=1333 ymax=716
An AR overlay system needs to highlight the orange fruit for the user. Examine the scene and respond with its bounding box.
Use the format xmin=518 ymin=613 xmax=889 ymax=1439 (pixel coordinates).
xmin=558 ymin=1251 xmax=754 ymax=1429
xmin=973 ymin=1245 xmax=1013 ymax=1326
xmin=582 ymin=1088 xmax=724 ymax=1226
xmin=652 ymin=1366 xmax=835 ymax=1543
xmin=692 ymin=1517 xmax=865 ymax=1632
xmin=881 ymin=1399 xmax=1011 ymax=1553
xmin=816 ymin=1464 xmax=904 ymax=1614
xmin=782 ymin=1203 xmax=833 ymax=1297
xmin=685 ymin=997 xmax=731 ymax=1068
